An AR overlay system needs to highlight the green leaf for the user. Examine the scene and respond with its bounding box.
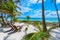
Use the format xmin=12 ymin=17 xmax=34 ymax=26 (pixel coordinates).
xmin=23 ymin=32 xmax=48 ymax=40
xmin=23 ymin=33 xmax=34 ymax=40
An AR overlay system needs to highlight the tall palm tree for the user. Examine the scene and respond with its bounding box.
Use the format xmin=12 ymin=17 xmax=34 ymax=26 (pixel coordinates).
xmin=52 ymin=0 xmax=60 ymax=27
xmin=42 ymin=0 xmax=47 ymax=32
xmin=37 ymin=0 xmax=47 ymax=32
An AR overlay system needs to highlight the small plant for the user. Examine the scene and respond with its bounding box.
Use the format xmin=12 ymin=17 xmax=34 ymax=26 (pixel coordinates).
xmin=22 ymin=25 xmax=49 ymax=40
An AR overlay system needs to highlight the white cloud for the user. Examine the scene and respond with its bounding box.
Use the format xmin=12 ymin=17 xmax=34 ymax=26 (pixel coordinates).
xmin=45 ymin=10 xmax=57 ymax=18
xmin=29 ymin=0 xmax=42 ymax=4
xmin=21 ymin=7 xmax=33 ymax=13
xmin=30 ymin=10 xmax=42 ymax=18
xmin=27 ymin=0 xmax=46 ymax=6
xmin=56 ymin=0 xmax=60 ymax=4
xmin=28 ymin=0 xmax=60 ymax=4
xmin=45 ymin=10 xmax=60 ymax=18
xmin=30 ymin=10 xmax=60 ymax=18
xmin=16 ymin=4 xmax=33 ymax=13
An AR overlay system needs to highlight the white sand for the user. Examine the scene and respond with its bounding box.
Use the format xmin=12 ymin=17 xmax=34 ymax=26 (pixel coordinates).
xmin=0 ymin=22 xmax=60 ymax=40
xmin=0 ymin=22 xmax=37 ymax=40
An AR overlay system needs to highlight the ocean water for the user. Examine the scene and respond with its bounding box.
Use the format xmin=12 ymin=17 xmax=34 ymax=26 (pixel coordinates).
xmin=17 ymin=18 xmax=58 ymax=22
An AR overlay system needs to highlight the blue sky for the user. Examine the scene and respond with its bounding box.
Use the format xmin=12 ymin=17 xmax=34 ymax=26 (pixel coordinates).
xmin=17 ymin=0 xmax=60 ymax=18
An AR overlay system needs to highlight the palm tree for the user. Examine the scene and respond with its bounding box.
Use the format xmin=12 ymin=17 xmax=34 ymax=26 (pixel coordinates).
xmin=0 ymin=0 xmax=21 ymax=19
xmin=42 ymin=0 xmax=47 ymax=32
xmin=26 ymin=16 xmax=30 ymax=22
xmin=37 ymin=0 xmax=47 ymax=32
xmin=0 ymin=1 xmax=22 ymax=32
xmin=2 ymin=2 xmax=20 ymax=22
xmin=51 ymin=0 xmax=60 ymax=27
xmin=0 ymin=1 xmax=21 ymax=27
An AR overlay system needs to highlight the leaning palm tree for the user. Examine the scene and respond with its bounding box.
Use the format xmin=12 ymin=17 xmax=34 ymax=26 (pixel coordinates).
xmin=0 ymin=0 xmax=21 ymax=30
xmin=0 ymin=2 xmax=22 ymax=32
xmin=51 ymin=0 xmax=60 ymax=27
xmin=0 ymin=0 xmax=21 ymax=24
xmin=0 ymin=1 xmax=21 ymax=29
xmin=1 ymin=2 xmax=21 ymax=23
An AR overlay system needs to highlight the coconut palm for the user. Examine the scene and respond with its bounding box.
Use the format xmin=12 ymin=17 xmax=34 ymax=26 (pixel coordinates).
xmin=26 ymin=16 xmax=30 ymax=22
xmin=0 ymin=1 xmax=22 ymax=32
xmin=37 ymin=0 xmax=47 ymax=32
xmin=42 ymin=0 xmax=47 ymax=32
xmin=0 ymin=1 xmax=21 ymax=28
xmin=51 ymin=0 xmax=60 ymax=27
xmin=0 ymin=0 xmax=20 ymax=26
xmin=0 ymin=0 xmax=21 ymax=19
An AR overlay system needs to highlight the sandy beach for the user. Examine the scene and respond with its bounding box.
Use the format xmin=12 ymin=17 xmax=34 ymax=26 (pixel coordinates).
xmin=0 ymin=22 xmax=37 ymax=40
xmin=0 ymin=22 xmax=60 ymax=40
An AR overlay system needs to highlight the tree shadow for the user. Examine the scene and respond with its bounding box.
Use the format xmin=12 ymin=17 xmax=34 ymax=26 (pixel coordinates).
xmin=4 ymin=30 xmax=17 ymax=40
xmin=0 ymin=28 xmax=3 ymax=32
xmin=4 ymin=35 xmax=9 ymax=40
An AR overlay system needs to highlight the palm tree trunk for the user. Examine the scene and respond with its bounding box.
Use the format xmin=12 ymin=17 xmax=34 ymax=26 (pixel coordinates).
xmin=54 ymin=2 xmax=60 ymax=27
xmin=42 ymin=0 xmax=47 ymax=32
xmin=1 ymin=13 xmax=6 ymax=26
xmin=0 ymin=0 xmax=6 ymax=26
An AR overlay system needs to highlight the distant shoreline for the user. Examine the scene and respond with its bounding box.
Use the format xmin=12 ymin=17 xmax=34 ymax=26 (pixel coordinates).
xmin=17 ymin=20 xmax=58 ymax=23
xmin=7 ymin=17 xmax=58 ymax=22
xmin=17 ymin=17 xmax=58 ymax=22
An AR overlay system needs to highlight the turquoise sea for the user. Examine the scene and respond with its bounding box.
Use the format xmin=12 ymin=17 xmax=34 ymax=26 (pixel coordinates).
xmin=17 ymin=17 xmax=58 ymax=22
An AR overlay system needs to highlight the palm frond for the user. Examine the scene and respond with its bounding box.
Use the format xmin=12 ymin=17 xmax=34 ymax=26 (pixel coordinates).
xmin=23 ymin=31 xmax=48 ymax=40
xmin=16 ymin=5 xmax=21 ymax=10
xmin=23 ymin=33 xmax=34 ymax=40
